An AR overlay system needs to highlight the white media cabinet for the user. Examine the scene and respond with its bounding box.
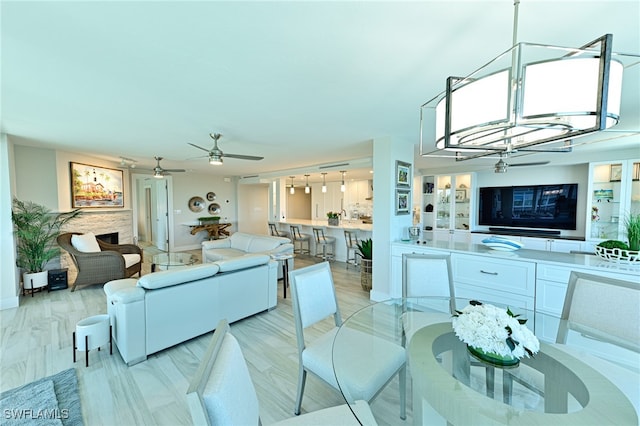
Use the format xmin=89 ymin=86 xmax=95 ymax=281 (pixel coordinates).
xmin=391 ymin=240 xmax=640 ymax=368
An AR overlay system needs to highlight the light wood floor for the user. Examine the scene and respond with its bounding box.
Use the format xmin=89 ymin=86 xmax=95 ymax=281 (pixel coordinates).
xmin=0 ymin=246 xmax=410 ymax=425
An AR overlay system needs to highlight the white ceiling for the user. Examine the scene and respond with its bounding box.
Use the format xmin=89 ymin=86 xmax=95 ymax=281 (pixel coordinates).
xmin=2 ymin=1 xmax=639 ymax=184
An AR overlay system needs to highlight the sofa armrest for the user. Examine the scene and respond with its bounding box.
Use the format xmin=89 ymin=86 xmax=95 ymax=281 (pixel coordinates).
xmin=265 ymin=242 xmax=294 ymax=256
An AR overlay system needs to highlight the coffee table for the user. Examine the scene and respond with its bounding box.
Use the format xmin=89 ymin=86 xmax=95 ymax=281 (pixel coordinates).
xmin=152 ymin=252 xmax=197 ymax=272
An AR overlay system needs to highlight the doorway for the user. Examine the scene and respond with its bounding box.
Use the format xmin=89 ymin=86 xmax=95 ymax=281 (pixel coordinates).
xmin=132 ymin=174 xmax=174 ymax=252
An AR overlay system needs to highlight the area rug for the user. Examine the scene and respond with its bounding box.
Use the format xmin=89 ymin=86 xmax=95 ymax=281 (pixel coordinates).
xmin=0 ymin=368 xmax=83 ymax=426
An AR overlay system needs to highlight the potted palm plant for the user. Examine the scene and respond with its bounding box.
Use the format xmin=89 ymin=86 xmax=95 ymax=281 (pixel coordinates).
xmin=356 ymin=238 xmax=372 ymax=291
xmin=11 ymin=198 xmax=82 ymax=291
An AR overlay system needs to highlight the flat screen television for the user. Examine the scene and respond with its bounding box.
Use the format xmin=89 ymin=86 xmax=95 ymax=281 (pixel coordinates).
xmin=478 ymin=184 xmax=578 ymax=230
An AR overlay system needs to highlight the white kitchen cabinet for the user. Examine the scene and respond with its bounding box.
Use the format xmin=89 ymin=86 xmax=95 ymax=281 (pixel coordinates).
xmin=311 ymin=182 xmax=343 ymax=220
xmin=586 ymin=159 xmax=640 ymax=243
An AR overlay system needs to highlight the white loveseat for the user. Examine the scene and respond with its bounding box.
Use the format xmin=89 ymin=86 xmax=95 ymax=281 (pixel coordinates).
xmin=201 ymin=232 xmax=293 ymax=262
xmin=103 ymin=254 xmax=277 ymax=366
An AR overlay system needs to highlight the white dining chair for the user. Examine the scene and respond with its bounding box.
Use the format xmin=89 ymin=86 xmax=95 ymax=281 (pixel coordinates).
xmin=557 ymin=271 xmax=640 ymax=352
xmin=289 ymin=262 xmax=406 ymax=419
xmin=401 ymin=253 xmax=456 ymax=344
xmin=187 ymin=319 xmax=378 ymax=426
xmin=553 ymin=271 xmax=640 ymax=416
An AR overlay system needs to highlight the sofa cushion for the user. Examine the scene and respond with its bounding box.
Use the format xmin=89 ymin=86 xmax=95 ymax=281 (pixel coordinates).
xmin=204 ymin=248 xmax=246 ymax=262
xmin=215 ymin=254 xmax=271 ymax=273
xmin=247 ymin=236 xmax=287 ymax=253
xmin=228 ymin=233 xmax=255 ymax=252
xmin=71 ymin=232 xmax=101 ymax=253
xmin=137 ymin=264 xmax=220 ymax=290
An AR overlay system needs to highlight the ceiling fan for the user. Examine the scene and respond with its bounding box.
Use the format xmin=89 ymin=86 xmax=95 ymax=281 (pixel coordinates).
xmin=139 ymin=156 xmax=186 ymax=178
xmin=493 ymin=153 xmax=550 ymax=173
xmin=188 ymin=133 xmax=264 ymax=165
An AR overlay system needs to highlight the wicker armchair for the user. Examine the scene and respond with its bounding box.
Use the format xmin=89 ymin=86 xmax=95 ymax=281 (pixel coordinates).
xmin=57 ymin=232 xmax=142 ymax=291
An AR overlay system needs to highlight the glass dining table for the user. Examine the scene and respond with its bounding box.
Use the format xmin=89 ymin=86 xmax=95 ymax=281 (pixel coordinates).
xmin=331 ymin=297 xmax=639 ymax=426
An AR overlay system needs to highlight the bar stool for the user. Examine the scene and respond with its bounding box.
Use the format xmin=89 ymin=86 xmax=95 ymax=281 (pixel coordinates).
xmin=289 ymin=226 xmax=311 ymax=255
xmin=268 ymin=222 xmax=290 ymax=239
xmin=344 ymin=229 xmax=360 ymax=269
xmin=312 ymin=227 xmax=336 ymax=261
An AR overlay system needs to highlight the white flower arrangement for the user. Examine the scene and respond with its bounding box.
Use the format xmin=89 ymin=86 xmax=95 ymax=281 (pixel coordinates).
xmin=452 ymin=301 xmax=540 ymax=360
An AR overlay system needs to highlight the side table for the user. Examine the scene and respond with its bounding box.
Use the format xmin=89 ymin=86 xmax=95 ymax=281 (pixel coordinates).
xmin=73 ymin=314 xmax=112 ymax=367
xmin=270 ymin=254 xmax=294 ymax=299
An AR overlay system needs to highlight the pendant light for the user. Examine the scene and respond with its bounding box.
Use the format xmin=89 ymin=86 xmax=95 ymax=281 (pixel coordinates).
xmin=289 ymin=176 xmax=295 ymax=194
xmin=340 ymin=170 xmax=346 ymax=192
xmin=321 ymin=173 xmax=327 ymax=193
xmin=420 ymin=0 xmax=629 ymax=162
xmin=304 ymin=174 xmax=310 ymax=194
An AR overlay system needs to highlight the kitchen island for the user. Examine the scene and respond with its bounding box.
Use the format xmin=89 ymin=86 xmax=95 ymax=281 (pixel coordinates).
xmin=273 ymin=219 xmax=372 ymax=262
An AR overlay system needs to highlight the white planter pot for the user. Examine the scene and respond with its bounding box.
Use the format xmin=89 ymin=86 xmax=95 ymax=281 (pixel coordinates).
xmin=23 ymin=271 xmax=48 ymax=290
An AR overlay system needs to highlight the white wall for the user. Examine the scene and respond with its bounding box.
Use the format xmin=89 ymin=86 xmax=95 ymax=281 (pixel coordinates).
xmin=371 ymin=136 xmax=414 ymax=302
xmin=1 ymin=135 xmax=19 ymax=310
xmin=171 ymin=173 xmax=238 ymax=251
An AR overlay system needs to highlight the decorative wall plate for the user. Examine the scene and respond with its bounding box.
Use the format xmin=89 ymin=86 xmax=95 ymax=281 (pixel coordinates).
xmin=206 ymin=192 xmax=216 ymax=201
xmin=208 ymin=203 xmax=221 ymax=214
xmin=188 ymin=196 xmax=205 ymax=213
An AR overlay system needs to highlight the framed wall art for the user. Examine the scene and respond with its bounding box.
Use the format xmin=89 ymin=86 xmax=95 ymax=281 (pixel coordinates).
xmin=609 ymin=164 xmax=622 ymax=182
xmin=395 ymin=189 xmax=410 ymax=215
xmin=396 ymin=161 xmax=411 ymax=188
xmin=70 ymin=162 xmax=124 ymax=208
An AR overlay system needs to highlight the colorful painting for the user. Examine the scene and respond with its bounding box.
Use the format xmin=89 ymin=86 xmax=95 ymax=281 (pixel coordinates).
xmin=396 ymin=161 xmax=411 ymax=188
xmin=70 ymin=162 xmax=124 ymax=208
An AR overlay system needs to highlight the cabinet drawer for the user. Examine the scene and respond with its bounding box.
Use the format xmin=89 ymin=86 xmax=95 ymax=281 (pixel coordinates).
xmin=452 ymin=253 xmax=535 ymax=297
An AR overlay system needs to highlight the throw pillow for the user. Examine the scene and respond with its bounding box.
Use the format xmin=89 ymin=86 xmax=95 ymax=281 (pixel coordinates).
xmin=71 ymin=232 xmax=101 ymax=253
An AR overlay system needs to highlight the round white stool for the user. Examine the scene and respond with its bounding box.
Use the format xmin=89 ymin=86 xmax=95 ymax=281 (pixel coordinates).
xmin=74 ymin=314 xmax=112 ymax=367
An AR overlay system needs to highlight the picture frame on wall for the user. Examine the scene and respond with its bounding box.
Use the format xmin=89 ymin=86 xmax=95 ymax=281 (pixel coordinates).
xmin=609 ymin=163 xmax=622 ymax=182
xmin=395 ymin=161 xmax=411 ymax=188
xmin=395 ymin=189 xmax=410 ymax=215
xmin=70 ymin=162 xmax=124 ymax=208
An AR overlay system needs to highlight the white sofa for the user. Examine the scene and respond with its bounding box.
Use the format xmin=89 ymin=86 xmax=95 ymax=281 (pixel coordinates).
xmin=103 ymin=254 xmax=277 ymax=366
xmin=201 ymin=232 xmax=293 ymax=262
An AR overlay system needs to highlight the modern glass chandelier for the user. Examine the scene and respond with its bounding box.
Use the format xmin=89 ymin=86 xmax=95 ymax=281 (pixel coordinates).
xmin=420 ymin=0 xmax=636 ymax=161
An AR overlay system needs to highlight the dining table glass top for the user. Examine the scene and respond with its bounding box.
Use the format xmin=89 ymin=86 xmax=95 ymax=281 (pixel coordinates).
xmin=331 ymin=297 xmax=639 ymax=426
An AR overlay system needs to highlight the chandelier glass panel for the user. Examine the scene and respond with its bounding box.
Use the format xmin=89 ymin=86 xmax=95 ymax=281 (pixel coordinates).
xmin=420 ymin=34 xmax=632 ymax=160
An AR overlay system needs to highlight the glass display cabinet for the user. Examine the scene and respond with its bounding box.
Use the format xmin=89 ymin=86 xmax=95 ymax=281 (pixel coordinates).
xmin=586 ymin=159 xmax=640 ymax=243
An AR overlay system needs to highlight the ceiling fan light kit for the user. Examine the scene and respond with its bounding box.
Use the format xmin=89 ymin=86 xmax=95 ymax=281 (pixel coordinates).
xmin=420 ymin=0 xmax=638 ymax=164
xmin=189 ymin=133 xmax=264 ymax=166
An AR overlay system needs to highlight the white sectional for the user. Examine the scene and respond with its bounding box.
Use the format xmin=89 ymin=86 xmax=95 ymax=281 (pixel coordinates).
xmin=201 ymin=232 xmax=293 ymax=262
xmin=104 ymin=254 xmax=277 ymax=366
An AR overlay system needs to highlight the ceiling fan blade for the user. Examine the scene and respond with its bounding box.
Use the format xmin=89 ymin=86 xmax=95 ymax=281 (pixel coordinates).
xmin=510 ymin=161 xmax=550 ymax=167
xmin=163 ymin=168 xmax=186 ymax=172
xmin=188 ymin=142 xmax=211 ymax=153
xmin=223 ymin=153 xmax=264 ymax=161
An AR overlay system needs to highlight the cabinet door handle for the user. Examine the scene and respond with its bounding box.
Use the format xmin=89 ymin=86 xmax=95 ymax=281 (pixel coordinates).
xmin=480 ymin=270 xmax=498 ymax=276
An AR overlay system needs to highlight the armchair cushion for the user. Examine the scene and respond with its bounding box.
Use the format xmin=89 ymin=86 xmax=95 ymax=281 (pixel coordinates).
xmin=71 ymin=232 xmax=101 ymax=252
xmin=123 ymin=254 xmax=141 ymax=268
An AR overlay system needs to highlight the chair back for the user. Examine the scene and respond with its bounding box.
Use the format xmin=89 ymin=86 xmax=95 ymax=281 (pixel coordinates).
xmin=557 ymin=271 xmax=640 ymax=353
xmin=344 ymin=230 xmax=359 ymax=248
xmin=268 ymin=223 xmax=279 ymax=236
xmin=186 ymin=319 xmax=260 ymax=426
xmin=312 ymin=227 xmax=327 ymax=243
xmin=402 ymin=253 xmax=456 ymax=313
xmin=290 ymin=262 xmax=342 ymax=344
xmin=290 ymin=225 xmax=303 ymax=240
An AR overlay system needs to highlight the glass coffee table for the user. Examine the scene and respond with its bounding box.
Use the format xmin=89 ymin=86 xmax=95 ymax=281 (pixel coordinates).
xmin=151 ymin=252 xmax=197 ymax=272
